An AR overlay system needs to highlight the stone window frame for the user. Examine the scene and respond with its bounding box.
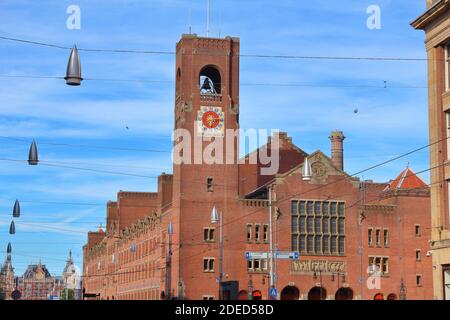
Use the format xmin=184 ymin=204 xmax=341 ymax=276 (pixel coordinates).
xmin=203 ymin=227 xmax=216 ymax=242
xmin=203 ymin=257 xmax=215 ymax=273
xmin=263 ymin=224 xmax=269 ymax=243
xmin=368 ymin=227 xmax=373 ymax=247
xmin=375 ymin=228 xmax=381 ymax=247
xmin=368 ymin=255 xmax=390 ymax=276
xmin=254 ymin=224 xmax=261 ymax=243
xmin=291 ymin=199 xmax=346 ymax=256
xmin=415 ymin=224 xmax=421 ymax=237
xmin=416 ymin=249 xmax=422 ymax=262
xmin=416 ymin=274 xmax=423 ymax=287
xmin=383 ymin=228 xmax=389 ymax=247
xmin=247 ymin=258 xmax=268 ymax=273
xmin=246 ymin=224 xmax=252 ymax=242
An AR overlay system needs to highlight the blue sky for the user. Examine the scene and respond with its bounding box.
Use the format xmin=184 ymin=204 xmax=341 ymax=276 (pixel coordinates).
xmin=0 ymin=0 xmax=429 ymax=275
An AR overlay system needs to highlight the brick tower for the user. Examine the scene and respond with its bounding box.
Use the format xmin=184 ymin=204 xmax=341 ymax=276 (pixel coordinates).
xmin=170 ymin=34 xmax=241 ymax=299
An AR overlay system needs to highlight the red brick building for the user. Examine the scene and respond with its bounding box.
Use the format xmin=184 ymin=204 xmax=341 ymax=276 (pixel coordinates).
xmin=82 ymin=34 xmax=432 ymax=300
xmin=16 ymin=261 xmax=63 ymax=300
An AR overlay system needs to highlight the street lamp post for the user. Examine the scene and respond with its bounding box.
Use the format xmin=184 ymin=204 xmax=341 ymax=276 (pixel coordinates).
xmin=211 ymin=206 xmax=223 ymax=300
xmin=166 ymin=223 xmax=173 ymax=300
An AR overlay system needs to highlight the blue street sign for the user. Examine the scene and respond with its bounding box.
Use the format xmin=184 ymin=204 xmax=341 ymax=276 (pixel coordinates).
xmin=269 ymin=288 xmax=277 ymax=299
xmin=275 ymin=251 xmax=299 ymax=260
xmin=245 ymin=252 xmax=268 ymax=260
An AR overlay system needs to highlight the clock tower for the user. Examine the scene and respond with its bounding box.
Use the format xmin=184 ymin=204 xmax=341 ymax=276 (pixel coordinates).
xmin=170 ymin=34 xmax=240 ymax=299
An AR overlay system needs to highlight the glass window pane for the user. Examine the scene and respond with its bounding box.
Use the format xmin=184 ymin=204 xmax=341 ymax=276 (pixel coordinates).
xmin=300 ymin=235 xmax=306 ymax=252
xmin=323 ymin=235 xmax=329 ymax=254
xmin=307 ymin=235 xmax=314 ymax=253
xmin=292 ymin=216 xmax=298 ymax=233
xmin=315 ymin=217 xmax=321 ymax=233
xmin=291 ymin=201 xmax=298 ymax=215
xmin=331 ymin=218 xmax=337 ymax=234
xmin=314 ymin=202 xmax=321 ymax=215
xmin=331 ymin=236 xmax=337 ymax=254
xmin=339 ymin=236 xmax=345 ymax=254
xmin=322 ymin=217 xmax=329 ymax=234
xmin=300 ymin=217 xmax=306 ymax=234
xmin=300 ymin=201 xmax=306 ymax=215
xmin=314 ymin=235 xmax=321 ymax=253
xmin=338 ymin=218 xmax=345 ymax=234
xmin=330 ymin=202 xmax=337 ymax=216
xmin=307 ymin=217 xmax=313 ymax=233
xmin=322 ymin=202 xmax=329 ymax=216
xmin=338 ymin=202 xmax=345 ymax=217
xmin=292 ymin=234 xmax=299 ymax=251
xmin=307 ymin=201 xmax=313 ymax=216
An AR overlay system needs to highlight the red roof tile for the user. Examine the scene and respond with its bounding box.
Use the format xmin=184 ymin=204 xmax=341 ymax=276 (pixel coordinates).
xmin=387 ymin=167 xmax=428 ymax=190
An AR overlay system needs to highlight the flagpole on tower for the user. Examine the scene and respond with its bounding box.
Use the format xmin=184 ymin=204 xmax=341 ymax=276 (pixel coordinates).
xmin=207 ymin=0 xmax=211 ymax=37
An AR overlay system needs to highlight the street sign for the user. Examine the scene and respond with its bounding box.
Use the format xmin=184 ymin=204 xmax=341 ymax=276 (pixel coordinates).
xmin=11 ymin=290 xmax=21 ymax=300
xmin=275 ymin=251 xmax=299 ymax=260
xmin=245 ymin=252 xmax=268 ymax=260
xmin=269 ymin=287 xmax=278 ymax=300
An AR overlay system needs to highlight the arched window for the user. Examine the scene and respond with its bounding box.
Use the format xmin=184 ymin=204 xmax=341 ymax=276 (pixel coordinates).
xmin=280 ymin=285 xmax=300 ymax=300
xmin=387 ymin=293 xmax=397 ymax=300
xmin=199 ymin=66 xmax=221 ymax=94
xmin=176 ymin=67 xmax=181 ymax=94
xmin=308 ymin=286 xmax=327 ymax=300
xmin=335 ymin=287 xmax=354 ymax=300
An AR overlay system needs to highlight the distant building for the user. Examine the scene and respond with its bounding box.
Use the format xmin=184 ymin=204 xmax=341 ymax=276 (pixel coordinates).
xmin=0 ymin=243 xmax=14 ymax=300
xmin=82 ymin=34 xmax=433 ymax=300
xmin=62 ymin=250 xmax=82 ymax=300
xmin=17 ymin=260 xmax=62 ymax=300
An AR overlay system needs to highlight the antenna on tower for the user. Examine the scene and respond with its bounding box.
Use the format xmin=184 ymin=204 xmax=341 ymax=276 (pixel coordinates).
xmin=189 ymin=7 xmax=192 ymax=34
xmin=207 ymin=0 xmax=211 ymax=37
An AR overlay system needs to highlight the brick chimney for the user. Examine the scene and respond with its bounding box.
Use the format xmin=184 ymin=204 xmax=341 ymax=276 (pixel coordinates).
xmin=329 ymin=131 xmax=345 ymax=171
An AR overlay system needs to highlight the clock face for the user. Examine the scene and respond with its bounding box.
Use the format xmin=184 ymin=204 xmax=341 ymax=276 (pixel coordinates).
xmin=197 ymin=106 xmax=224 ymax=137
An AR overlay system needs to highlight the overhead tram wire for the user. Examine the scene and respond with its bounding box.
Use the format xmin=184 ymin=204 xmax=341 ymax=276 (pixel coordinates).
xmin=12 ymin=179 xmax=437 ymax=281
xmin=0 ymin=137 xmax=443 ymax=215
xmin=75 ymin=178 xmax=441 ymax=281
xmin=0 ymin=74 xmax=428 ymax=90
xmin=0 ymin=35 xmax=432 ymax=62
xmin=168 ymin=136 xmax=449 ymax=244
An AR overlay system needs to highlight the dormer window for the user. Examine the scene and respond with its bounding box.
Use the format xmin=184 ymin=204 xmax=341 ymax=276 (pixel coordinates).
xmin=199 ymin=66 xmax=221 ymax=94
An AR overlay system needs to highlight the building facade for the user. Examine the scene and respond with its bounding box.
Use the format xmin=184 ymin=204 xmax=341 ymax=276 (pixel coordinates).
xmin=82 ymin=34 xmax=433 ymax=300
xmin=412 ymin=0 xmax=450 ymax=300
xmin=17 ymin=261 xmax=63 ymax=300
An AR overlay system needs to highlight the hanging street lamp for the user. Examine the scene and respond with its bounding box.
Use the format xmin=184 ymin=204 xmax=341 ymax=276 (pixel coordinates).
xmin=13 ymin=199 xmax=20 ymax=218
xmin=28 ymin=140 xmax=39 ymax=165
xmin=65 ymin=45 xmax=83 ymax=86
xmin=9 ymin=221 xmax=15 ymax=235
xmin=302 ymin=156 xmax=312 ymax=181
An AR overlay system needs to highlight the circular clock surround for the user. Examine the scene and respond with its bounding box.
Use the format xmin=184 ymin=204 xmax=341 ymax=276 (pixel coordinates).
xmin=201 ymin=111 xmax=220 ymax=129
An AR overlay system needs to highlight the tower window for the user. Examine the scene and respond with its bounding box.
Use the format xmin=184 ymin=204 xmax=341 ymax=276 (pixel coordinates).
xmin=207 ymin=177 xmax=213 ymax=192
xmin=368 ymin=228 xmax=373 ymax=246
xmin=416 ymin=274 xmax=422 ymax=287
xmin=415 ymin=225 xmax=421 ymax=237
xmin=199 ymin=66 xmax=221 ymax=94
xmin=375 ymin=229 xmax=381 ymax=246
xmin=383 ymin=229 xmax=389 ymax=247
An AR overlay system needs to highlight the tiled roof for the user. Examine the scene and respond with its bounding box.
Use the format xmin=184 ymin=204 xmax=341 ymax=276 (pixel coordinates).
xmin=387 ymin=167 xmax=428 ymax=190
